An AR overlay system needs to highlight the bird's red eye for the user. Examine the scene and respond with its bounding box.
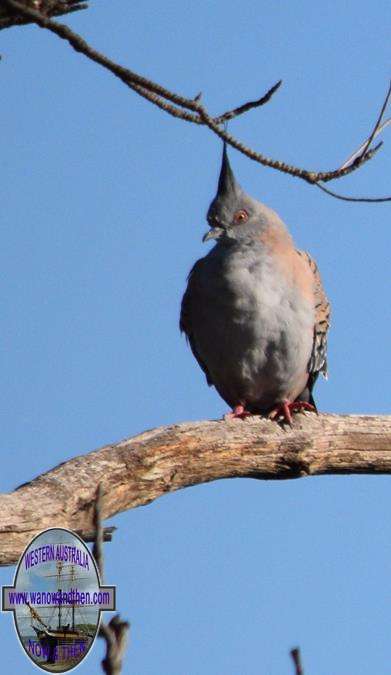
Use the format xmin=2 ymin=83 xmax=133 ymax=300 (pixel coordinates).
xmin=233 ymin=209 xmax=249 ymax=224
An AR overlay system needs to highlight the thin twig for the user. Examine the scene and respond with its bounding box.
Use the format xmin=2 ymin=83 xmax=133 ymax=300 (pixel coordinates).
xmin=340 ymin=117 xmax=391 ymax=170
xmin=92 ymin=483 xmax=130 ymax=675
xmin=352 ymin=80 xmax=391 ymax=167
xmin=92 ymin=482 xmax=105 ymax=582
xmin=290 ymin=647 xmax=304 ymax=675
xmin=214 ymin=79 xmax=283 ymax=124
xmin=78 ymin=525 xmax=116 ymax=544
xmin=99 ymin=616 xmax=130 ymax=675
xmin=315 ymin=181 xmax=391 ymax=202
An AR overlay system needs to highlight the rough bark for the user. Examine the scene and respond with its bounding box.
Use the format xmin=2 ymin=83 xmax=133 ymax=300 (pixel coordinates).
xmin=1 ymin=413 xmax=390 ymax=565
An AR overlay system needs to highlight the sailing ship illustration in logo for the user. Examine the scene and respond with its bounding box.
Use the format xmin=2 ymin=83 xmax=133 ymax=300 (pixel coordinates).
xmin=26 ymin=560 xmax=97 ymax=667
xmin=2 ymin=528 xmax=116 ymax=672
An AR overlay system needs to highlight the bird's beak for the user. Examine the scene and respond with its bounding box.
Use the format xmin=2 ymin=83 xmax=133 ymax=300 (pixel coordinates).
xmin=202 ymin=227 xmax=224 ymax=243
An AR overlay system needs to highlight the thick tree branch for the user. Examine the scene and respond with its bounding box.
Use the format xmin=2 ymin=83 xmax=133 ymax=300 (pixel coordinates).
xmin=3 ymin=0 xmax=391 ymax=202
xmin=0 ymin=414 xmax=390 ymax=566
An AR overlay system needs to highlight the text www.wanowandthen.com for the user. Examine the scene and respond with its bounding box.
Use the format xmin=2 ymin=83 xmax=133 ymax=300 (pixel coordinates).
xmin=9 ymin=588 xmax=109 ymax=606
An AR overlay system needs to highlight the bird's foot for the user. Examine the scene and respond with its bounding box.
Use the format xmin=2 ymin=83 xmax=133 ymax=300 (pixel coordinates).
xmin=268 ymin=400 xmax=316 ymax=426
xmin=224 ymin=404 xmax=252 ymax=421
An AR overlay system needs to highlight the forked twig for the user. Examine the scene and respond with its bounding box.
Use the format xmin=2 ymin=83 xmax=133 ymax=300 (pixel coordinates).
xmin=343 ymin=81 xmax=391 ymax=170
xmin=340 ymin=118 xmax=391 ymax=171
xmin=100 ymin=616 xmax=130 ymax=675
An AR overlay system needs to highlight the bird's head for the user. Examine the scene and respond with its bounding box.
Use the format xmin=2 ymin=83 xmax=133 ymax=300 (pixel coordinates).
xmin=204 ymin=144 xmax=285 ymax=244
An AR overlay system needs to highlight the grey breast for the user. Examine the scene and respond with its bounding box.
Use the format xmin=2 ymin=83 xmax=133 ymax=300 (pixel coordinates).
xmin=188 ymin=238 xmax=315 ymax=411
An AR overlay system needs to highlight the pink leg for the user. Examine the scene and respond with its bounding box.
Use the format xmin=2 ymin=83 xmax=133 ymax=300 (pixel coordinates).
xmin=224 ymin=404 xmax=252 ymax=420
xmin=269 ymin=400 xmax=315 ymax=425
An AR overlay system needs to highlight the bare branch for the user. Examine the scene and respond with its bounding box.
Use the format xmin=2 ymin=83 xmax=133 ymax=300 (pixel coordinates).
xmin=290 ymin=648 xmax=304 ymax=675
xmin=2 ymin=1 xmax=282 ymax=126
xmin=3 ymin=0 xmax=390 ymax=199
xmin=1 ymin=414 xmax=391 ymax=566
xmin=3 ymin=0 xmax=211 ymax=110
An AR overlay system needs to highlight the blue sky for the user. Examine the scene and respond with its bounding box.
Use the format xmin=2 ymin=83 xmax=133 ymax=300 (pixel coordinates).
xmin=0 ymin=1 xmax=390 ymax=672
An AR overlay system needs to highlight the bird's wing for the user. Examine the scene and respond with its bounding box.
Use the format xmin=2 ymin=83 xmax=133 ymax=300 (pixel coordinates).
xmin=297 ymin=250 xmax=330 ymax=379
xmin=180 ymin=259 xmax=214 ymax=386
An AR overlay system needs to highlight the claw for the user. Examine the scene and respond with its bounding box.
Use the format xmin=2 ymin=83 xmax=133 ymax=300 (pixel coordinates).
xmin=269 ymin=400 xmax=315 ymax=425
xmin=224 ymin=404 xmax=252 ymax=421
